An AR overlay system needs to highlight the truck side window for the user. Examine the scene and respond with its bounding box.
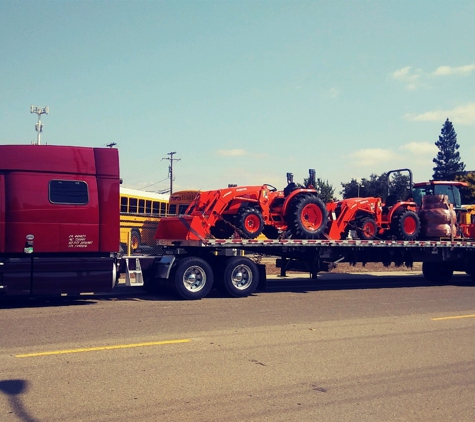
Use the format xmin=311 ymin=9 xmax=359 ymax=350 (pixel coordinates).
xmin=49 ymin=180 xmax=89 ymax=205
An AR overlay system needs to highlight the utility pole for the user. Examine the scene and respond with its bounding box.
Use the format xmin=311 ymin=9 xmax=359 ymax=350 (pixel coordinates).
xmin=30 ymin=105 xmax=49 ymax=145
xmin=162 ymin=151 xmax=181 ymax=194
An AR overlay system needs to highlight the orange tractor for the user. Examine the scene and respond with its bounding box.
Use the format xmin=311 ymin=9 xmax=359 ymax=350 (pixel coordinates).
xmin=325 ymin=169 xmax=421 ymax=241
xmin=155 ymin=170 xmax=328 ymax=241
xmin=325 ymin=170 xmax=472 ymax=241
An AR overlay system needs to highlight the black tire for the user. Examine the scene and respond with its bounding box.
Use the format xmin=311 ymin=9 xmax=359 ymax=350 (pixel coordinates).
xmin=422 ymin=262 xmax=454 ymax=284
xmin=131 ymin=229 xmax=141 ymax=249
xmin=356 ymin=217 xmax=378 ymax=240
xmin=210 ymin=220 xmax=235 ymax=239
xmin=237 ymin=207 xmax=264 ymax=238
xmin=171 ymin=257 xmax=214 ymax=300
xmin=219 ymin=257 xmax=259 ymax=298
xmin=289 ymin=195 xmax=328 ymax=239
xmin=262 ymin=225 xmax=279 ymax=239
xmin=392 ymin=210 xmax=420 ymax=240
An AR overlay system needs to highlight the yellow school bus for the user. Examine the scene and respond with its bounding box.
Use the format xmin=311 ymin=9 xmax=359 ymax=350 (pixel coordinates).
xmin=120 ymin=187 xmax=169 ymax=253
xmin=168 ymin=190 xmax=200 ymax=215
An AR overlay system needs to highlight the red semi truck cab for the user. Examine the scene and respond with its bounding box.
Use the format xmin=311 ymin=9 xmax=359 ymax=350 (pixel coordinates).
xmin=0 ymin=144 xmax=120 ymax=296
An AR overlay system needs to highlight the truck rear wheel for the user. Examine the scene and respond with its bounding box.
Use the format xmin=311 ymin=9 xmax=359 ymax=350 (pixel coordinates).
xmin=219 ymin=257 xmax=259 ymax=298
xmin=172 ymin=257 xmax=214 ymax=300
xmin=290 ymin=195 xmax=328 ymax=239
xmin=422 ymin=262 xmax=454 ymax=284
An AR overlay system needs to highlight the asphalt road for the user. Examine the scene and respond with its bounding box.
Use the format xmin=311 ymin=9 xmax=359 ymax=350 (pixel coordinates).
xmin=1 ymin=272 xmax=475 ymax=421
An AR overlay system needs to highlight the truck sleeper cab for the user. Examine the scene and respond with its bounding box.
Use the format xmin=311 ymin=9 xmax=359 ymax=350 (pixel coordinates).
xmin=0 ymin=145 xmax=120 ymax=296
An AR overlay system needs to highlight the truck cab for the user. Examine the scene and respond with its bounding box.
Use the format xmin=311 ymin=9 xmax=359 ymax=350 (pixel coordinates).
xmin=0 ymin=144 xmax=120 ymax=297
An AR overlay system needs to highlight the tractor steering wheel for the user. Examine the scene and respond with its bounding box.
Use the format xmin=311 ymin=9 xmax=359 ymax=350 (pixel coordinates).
xmin=264 ymin=184 xmax=277 ymax=192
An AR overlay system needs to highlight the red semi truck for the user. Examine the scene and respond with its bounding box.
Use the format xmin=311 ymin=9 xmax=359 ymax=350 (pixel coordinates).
xmin=0 ymin=144 xmax=120 ymax=296
xmin=1 ymin=143 xmax=475 ymax=300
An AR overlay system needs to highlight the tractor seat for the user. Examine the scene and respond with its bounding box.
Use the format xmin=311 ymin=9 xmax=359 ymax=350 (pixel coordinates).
xmin=383 ymin=194 xmax=397 ymax=214
xmin=284 ymin=182 xmax=297 ymax=197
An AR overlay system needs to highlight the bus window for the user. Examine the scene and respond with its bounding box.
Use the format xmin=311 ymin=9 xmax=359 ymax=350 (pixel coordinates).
xmin=129 ymin=198 xmax=137 ymax=213
xmin=121 ymin=197 xmax=128 ymax=213
xmin=152 ymin=201 xmax=159 ymax=214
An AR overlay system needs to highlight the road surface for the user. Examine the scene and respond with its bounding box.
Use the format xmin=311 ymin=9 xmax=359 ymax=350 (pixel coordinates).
xmin=1 ymin=272 xmax=475 ymax=421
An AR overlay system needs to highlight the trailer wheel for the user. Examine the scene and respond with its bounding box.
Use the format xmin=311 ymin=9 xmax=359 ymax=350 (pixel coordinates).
xmin=422 ymin=262 xmax=454 ymax=284
xmin=290 ymin=195 xmax=328 ymax=239
xmin=356 ymin=217 xmax=378 ymax=240
xmin=219 ymin=257 xmax=259 ymax=298
xmin=392 ymin=210 xmax=420 ymax=240
xmin=237 ymin=207 xmax=264 ymax=238
xmin=172 ymin=257 xmax=214 ymax=300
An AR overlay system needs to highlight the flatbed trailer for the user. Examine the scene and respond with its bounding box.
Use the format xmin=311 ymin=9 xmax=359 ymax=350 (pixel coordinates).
xmin=129 ymin=237 xmax=475 ymax=300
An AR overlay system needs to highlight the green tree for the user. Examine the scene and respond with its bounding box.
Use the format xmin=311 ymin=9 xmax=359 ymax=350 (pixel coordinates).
xmin=388 ymin=171 xmax=412 ymax=200
xmin=456 ymin=171 xmax=475 ymax=204
xmin=340 ymin=173 xmax=387 ymax=199
xmin=340 ymin=171 xmax=411 ymax=200
xmin=432 ymin=118 xmax=465 ymax=180
xmin=315 ymin=178 xmax=335 ymax=203
xmin=302 ymin=175 xmax=335 ymax=203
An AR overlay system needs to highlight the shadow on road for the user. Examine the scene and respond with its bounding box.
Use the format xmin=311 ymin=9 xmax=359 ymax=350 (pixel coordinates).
xmin=259 ymin=272 xmax=474 ymax=294
xmin=1 ymin=273 xmax=473 ymax=307
xmin=0 ymin=379 xmax=38 ymax=422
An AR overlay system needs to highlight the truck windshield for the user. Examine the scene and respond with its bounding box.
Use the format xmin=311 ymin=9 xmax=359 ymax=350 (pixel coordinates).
xmin=412 ymin=185 xmax=462 ymax=208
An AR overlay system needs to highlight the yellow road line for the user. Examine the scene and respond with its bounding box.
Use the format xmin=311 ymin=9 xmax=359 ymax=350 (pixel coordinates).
xmin=16 ymin=339 xmax=191 ymax=358
xmin=432 ymin=314 xmax=475 ymax=321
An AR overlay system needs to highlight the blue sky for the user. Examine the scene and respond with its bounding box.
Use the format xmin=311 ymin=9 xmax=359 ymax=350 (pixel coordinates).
xmin=1 ymin=0 xmax=474 ymax=197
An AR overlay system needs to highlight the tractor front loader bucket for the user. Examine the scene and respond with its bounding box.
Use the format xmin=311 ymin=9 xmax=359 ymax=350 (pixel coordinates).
xmin=155 ymin=215 xmax=210 ymax=241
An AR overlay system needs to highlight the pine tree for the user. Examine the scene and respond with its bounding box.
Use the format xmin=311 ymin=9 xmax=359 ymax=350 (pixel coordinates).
xmin=432 ymin=118 xmax=465 ymax=180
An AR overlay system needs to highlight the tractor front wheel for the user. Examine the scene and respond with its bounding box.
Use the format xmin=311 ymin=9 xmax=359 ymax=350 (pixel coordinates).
xmin=237 ymin=207 xmax=264 ymax=238
xmin=210 ymin=220 xmax=235 ymax=239
xmin=289 ymin=195 xmax=328 ymax=239
xmin=356 ymin=217 xmax=378 ymax=240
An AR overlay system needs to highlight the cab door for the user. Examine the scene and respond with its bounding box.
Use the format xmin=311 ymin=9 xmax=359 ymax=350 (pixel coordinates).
xmin=0 ymin=173 xmax=4 ymax=253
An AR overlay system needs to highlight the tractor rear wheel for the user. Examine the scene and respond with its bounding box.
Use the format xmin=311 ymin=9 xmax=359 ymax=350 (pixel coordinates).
xmin=392 ymin=210 xmax=420 ymax=240
xmin=289 ymin=195 xmax=328 ymax=239
xmin=356 ymin=217 xmax=378 ymax=240
xmin=237 ymin=207 xmax=264 ymax=238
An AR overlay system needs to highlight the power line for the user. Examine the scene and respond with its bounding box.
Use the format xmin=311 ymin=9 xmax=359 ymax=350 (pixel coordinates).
xmin=162 ymin=151 xmax=181 ymax=194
